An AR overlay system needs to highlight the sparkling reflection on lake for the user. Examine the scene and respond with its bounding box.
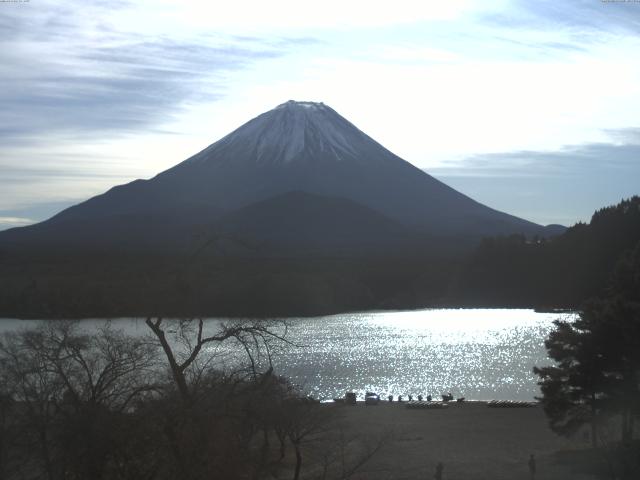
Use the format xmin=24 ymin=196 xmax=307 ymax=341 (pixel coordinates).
xmin=272 ymin=309 xmax=572 ymax=401
xmin=0 ymin=309 xmax=572 ymax=402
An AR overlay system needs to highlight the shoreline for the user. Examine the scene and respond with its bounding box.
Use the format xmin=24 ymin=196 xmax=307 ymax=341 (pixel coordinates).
xmin=327 ymin=399 xmax=540 ymax=405
xmin=0 ymin=305 xmax=576 ymax=321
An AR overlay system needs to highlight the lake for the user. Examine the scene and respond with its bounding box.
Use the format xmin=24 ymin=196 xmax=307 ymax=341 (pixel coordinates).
xmin=0 ymin=308 xmax=572 ymax=401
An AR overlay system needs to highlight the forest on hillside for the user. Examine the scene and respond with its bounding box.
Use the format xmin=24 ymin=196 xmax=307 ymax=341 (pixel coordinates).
xmin=0 ymin=197 xmax=638 ymax=318
xmin=451 ymin=196 xmax=640 ymax=308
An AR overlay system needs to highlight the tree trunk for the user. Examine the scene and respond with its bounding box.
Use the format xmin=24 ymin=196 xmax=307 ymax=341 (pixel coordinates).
xmin=621 ymin=408 xmax=631 ymax=445
xmin=293 ymin=443 xmax=302 ymax=480
xmin=40 ymin=429 xmax=55 ymax=480
xmin=163 ymin=421 xmax=189 ymax=480
xmin=591 ymin=394 xmax=598 ymax=449
xmin=0 ymin=432 xmax=5 ymax=480
xmin=277 ymin=430 xmax=286 ymax=459
xmin=254 ymin=428 xmax=270 ymax=480
xmin=145 ymin=318 xmax=191 ymax=403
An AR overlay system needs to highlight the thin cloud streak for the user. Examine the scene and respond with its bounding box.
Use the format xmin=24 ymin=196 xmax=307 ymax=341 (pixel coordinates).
xmin=0 ymin=13 xmax=288 ymax=142
xmin=0 ymin=217 xmax=35 ymax=230
xmin=433 ymin=135 xmax=640 ymax=178
xmin=483 ymin=0 xmax=640 ymax=34
xmin=431 ymin=130 xmax=640 ymax=226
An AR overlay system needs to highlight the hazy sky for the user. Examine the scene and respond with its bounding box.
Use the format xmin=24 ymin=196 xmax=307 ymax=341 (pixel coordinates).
xmin=1 ymin=0 xmax=639 ymax=229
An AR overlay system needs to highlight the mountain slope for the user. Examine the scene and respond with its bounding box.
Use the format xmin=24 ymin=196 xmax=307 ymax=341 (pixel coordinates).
xmin=210 ymin=190 xmax=420 ymax=256
xmin=0 ymin=100 xmax=551 ymax=253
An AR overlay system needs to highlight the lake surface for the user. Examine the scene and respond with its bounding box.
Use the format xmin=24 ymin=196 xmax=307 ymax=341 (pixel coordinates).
xmin=0 ymin=309 xmax=573 ymax=401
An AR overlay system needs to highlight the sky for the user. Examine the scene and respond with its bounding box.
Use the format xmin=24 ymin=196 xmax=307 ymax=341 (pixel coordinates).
xmin=1 ymin=0 xmax=639 ymax=230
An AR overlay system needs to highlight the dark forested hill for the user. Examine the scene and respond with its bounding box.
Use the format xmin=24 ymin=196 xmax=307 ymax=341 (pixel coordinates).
xmin=0 ymin=197 xmax=635 ymax=318
xmin=451 ymin=196 xmax=640 ymax=308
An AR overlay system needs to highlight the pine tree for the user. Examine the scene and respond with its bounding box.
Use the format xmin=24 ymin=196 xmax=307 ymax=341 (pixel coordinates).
xmin=534 ymin=316 xmax=607 ymax=447
xmin=535 ymin=240 xmax=640 ymax=447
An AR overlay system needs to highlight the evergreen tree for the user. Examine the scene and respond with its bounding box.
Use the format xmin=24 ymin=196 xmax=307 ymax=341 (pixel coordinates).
xmin=535 ymin=240 xmax=640 ymax=447
xmin=534 ymin=315 xmax=607 ymax=447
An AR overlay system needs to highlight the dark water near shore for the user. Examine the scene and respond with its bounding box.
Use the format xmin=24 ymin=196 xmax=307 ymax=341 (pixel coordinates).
xmin=0 ymin=309 xmax=572 ymax=401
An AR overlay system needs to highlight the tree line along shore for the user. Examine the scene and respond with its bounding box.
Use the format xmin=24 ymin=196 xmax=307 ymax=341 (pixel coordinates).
xmin=0 ymin=197 xmax=638 ymax=319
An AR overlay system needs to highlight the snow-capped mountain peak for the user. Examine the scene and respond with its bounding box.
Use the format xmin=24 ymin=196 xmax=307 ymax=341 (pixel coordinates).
xmin=275 ymin=100 xmax=327 ymax=110
xmin=3 ymin=99 xmax=548 ymax=252
xmin=188 ymin=100 xmax=389 ymax=166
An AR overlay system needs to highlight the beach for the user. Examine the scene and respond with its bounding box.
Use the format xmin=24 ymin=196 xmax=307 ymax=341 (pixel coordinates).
xmin=314 ymin=401 xmax=597 ymax=480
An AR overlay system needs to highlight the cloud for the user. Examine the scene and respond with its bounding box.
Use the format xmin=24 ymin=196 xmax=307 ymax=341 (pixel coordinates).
xmin=433 ymin=131 xmax=640 ymax=178
xmin=430 ymin=130 xmax=640 ymax=225
xmin=484 ymin=0 xmax=640 ymax=34
xmin=0 ymin=144 xmax=169 ymax=214
xmin=0 ymin=200 xmax=79 ymax=232
xmin=132 ymin=0 xmax=479 ymax=32
xmin=0 ymin=217 xmax=35 ymax=230
xmin=0 ymin=1 xmax=308 ymax=145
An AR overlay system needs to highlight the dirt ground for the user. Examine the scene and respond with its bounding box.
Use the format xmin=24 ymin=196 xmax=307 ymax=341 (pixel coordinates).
xmin=317 ymin=401 xmax=600 ymax=480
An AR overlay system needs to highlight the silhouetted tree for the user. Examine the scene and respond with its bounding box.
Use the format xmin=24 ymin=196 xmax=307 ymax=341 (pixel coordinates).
xmin=141 ymin=317 xmax=299 ymax=480
xmin=144 ymin=317 xmax=289 ymax=403
xmin=534 ymin=313 xmax=608 ymax=448
xmin=0 ymin=321 xmax=160 ymax=480
xmin=0 ymin=317 xmax=394 ymax=480
xmin=535 ymin=241 xmax=640 ymax=453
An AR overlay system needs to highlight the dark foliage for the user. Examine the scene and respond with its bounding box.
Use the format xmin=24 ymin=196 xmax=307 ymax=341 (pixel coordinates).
xmin=0 ymin=320 xmax=383 ymax=480
xmin=453 ymin=196 xmax=640 ymax=308
xmin=535 ymin=241 xmax=640 ymax=479
xmin=0 ymin=249 xmax=462 ymax=318
xmin=1 ymin=197 xmax=637 ymax=318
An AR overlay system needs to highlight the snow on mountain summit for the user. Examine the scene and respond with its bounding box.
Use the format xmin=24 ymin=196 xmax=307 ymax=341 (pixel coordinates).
xmin=275 ymin=100 xmax=327 ymax=110
xmin=187 ymin=100 xmax=394 ymax=166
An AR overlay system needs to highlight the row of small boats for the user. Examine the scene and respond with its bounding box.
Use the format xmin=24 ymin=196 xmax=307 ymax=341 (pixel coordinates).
xmin=487 ymin=400 xmax=538 ymax=408
xmin=334 ymin=393 xmax=538 ymax=408
xmin=407 ymin=399 xmax=538 ymax=409
xmin=405 ymin=401 xmax=449 ymax=409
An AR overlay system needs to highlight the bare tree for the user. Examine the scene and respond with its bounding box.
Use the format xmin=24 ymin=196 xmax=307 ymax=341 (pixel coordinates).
xmin=315 ymin=426 xmax=391 ymax=480
xmin=144 ymin=317 xmax=289 ymax=403
xmin=141 ymin=317 xmax=297 ymax=480
xmin=0 ymin=321 xmax=160 ymax=480
xmin=283 ymin=398 xmax=333 ymax=480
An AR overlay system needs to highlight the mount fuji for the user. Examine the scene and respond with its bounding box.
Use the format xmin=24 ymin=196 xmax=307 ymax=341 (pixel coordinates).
xmin=0 ymin=100 xmax=558 ymax=254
